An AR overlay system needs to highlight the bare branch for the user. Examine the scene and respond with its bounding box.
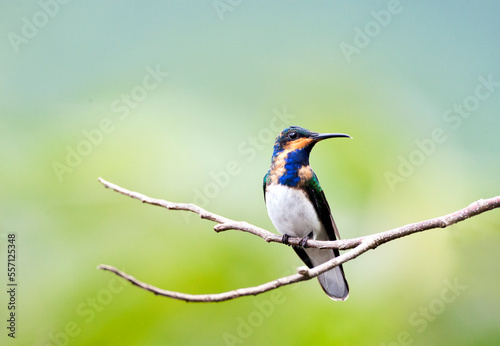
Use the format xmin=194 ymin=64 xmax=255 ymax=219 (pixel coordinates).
xmin=97 ymin=177 xmax=500 ymax=302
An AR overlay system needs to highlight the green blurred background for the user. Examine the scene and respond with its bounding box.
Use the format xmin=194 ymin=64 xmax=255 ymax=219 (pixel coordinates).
xmin=1 ymin=1 xmax=500 ymax=345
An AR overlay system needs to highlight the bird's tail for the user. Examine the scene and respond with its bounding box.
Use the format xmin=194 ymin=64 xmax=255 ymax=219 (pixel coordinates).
xmin=303 ymin=247 xmax=349 ymax=301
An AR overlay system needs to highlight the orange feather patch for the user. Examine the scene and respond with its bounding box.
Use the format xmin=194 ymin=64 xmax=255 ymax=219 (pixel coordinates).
xmin=284 ymin=138 xmax=314 ymax=151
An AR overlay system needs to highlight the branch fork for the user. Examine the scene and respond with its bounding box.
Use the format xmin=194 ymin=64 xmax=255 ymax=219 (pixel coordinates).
xmin=97 ymin=177 xmax=500 ymax=302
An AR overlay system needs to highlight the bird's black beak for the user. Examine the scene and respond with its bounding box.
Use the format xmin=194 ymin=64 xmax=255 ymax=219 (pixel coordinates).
xmin=310 ymin=132 xmax=351 ymax=141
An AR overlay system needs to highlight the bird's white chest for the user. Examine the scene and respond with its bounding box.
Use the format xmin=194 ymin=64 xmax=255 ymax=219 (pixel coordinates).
xmin=265 ymin=184 xmax=323 ymax=238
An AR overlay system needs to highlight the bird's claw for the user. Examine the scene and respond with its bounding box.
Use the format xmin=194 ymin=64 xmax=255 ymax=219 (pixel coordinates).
xmin=299 ymin=236 xmax=309 ymax=248
xmin=282 ymin=234 xmax=291 ymax=246
xmin=282 ymin=234 xmax=309 ymax=247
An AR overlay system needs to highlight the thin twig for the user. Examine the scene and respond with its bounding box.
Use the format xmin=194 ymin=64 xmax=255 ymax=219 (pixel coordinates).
xmin=97 ymin=177 xmax=500 ymax=302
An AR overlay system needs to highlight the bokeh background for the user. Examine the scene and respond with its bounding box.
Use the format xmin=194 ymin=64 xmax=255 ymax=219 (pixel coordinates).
xmin=2 ymin=1 xmax=500 ymax=345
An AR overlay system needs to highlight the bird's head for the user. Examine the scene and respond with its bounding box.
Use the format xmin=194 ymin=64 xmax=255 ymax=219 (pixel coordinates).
xmin=272 ymin=126 xmax=351 ymax=158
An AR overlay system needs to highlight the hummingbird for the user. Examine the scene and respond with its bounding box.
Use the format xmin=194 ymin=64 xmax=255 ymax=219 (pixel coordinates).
xmin=263 ymin=126 xmax=350 ymax=301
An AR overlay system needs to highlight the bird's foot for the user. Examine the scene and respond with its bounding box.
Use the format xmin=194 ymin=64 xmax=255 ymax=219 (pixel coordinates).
xmin=282 ymin=234 xmax=291 ymax=246
xmin=299 ymin=236 xmax=309 ymax=248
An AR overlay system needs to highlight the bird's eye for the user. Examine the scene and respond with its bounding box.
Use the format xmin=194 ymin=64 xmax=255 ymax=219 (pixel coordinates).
xmin=288 ymin=131 xmax=298 ymax=140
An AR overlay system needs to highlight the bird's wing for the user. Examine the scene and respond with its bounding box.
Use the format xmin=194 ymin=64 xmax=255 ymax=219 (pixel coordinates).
xmin=303 ymin=172 xmax=341 ymax=242
xmin=263 ymin=171 xmax=270 ymax=202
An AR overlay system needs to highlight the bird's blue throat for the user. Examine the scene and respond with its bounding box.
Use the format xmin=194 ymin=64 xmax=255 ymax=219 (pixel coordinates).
xmin=271 ymin=147 xmax=312 ymax=187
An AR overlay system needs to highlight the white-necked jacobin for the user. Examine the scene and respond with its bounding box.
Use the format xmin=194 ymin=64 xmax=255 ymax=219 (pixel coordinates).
xmin=263 ymin=126 xmax=350 ymax=301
